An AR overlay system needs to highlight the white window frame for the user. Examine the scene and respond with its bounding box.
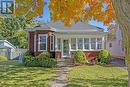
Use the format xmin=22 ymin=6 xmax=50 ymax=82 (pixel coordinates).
xmin=70 ymin=38 xmax=76 ymax=51
xmin=90 ymin=38 xmax=96 ymax=50
xmin=56 ymin=38 xmax=61 ymax=51
xmin=50 ymin=35 xmax=54 ymax=51
xmin=97 ymin=38 xmax=102 ymax=50
xmin=38 ymin=34 xmax=47 ymax=51
xmin=84 ymin=38 xmax=90 ymax=51
xmin=77 ymin=38 xmax=83 ymax=50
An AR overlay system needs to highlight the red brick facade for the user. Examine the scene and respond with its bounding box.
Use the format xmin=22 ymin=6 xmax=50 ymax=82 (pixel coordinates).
xmin=28 ymin=30 xmax=55 ymax=56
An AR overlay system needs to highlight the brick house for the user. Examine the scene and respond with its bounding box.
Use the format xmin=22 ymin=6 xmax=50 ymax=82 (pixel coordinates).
xmin=27 ymin=22 xmax=108 ymax=60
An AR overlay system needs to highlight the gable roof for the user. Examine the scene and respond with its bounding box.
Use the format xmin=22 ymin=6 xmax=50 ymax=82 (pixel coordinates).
xmin=26 ymin=21 xmax=105 ymax=33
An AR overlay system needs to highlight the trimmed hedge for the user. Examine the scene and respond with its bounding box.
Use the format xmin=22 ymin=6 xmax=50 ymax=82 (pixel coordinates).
xmin=0 ymin=55 xmax=8 ymax=62
xmin=23 ymin=52 xmax=57 ymax=68
xmin=99 ymin=49 xmax=111 ymax=64
xmin=74 ymin=50 xmax=89 ymax=64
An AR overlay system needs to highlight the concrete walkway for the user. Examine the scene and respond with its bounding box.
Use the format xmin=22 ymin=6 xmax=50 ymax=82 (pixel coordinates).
xmin=50 ymin=58 xmax=73 ymax=87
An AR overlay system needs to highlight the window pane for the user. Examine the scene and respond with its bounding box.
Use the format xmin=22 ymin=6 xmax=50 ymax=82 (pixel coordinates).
xmin=84 ymin=38 xmax=89 ymax=50
xmin=97 ymin=38 xmax=102 ymax=49
xmin=97 ymin=44 xmax=102 ymax=49
xmin=40 ymin=36 xmax=46 ymax=42
xmin=38 ymin=35 xmax=47 ymax=51
xmin=71 ymin=38 xmax=76 ymax=50
xmin=97 ymin=38 xmax=102 ymax=43
xmin=40 ymin=43 xmax=46 ymax=50
xmin=50 ymin=36 xmax=54 ymax=51
xmin=57 ymin=38 xmax=61 ymax=50
xmin=77 ymin=38 xmax=83 ymax=50
xmin=91 ymin=38 xmax=96 ymax=49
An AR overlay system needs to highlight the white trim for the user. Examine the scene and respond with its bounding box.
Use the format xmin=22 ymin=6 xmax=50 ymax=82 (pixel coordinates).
xmin=38 ymin=34 xmax=47 ymax=51
xmin=56 ymin=38 xmax=61 ymax=51
xmin=50 ymin=35 xmax=55 ymax=51
xmin=96 ymin=38 xmax=97 ymax=50
xmin=34 ymin=34 xmax=36 ymax=52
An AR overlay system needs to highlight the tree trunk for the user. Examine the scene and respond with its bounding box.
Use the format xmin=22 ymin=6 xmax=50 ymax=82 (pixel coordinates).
xmin=112 ymin=0 xmax=130 ymax=86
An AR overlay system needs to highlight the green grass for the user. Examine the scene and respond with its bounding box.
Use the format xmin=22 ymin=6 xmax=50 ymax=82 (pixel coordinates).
xmin=68 ymin=65 xmax=128 ymax=87
xmin=0 ymin=60 xmax=56 ymax=87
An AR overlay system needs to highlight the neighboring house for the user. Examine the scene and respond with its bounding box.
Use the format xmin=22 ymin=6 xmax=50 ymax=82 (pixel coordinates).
xmin=107 ymin=25 xmax=125 ymax=59
xmin=27 ymin=22 xmax=108 ymax=60
xmin=0 ymin=40 xmax=16 ymax=59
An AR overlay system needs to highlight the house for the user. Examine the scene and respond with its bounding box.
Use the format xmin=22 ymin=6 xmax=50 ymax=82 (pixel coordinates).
xmin=0 ymin=40 xmax=16 ymax=59
xmin=27 ymin=22 xmax=108 ymax=60
xmin=107 ymin=24 xmax=125 ymax=59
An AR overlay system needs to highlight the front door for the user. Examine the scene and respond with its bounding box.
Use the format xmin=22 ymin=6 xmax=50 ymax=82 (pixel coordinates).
xmin=62 ymin=39 xmax=70 ymax=57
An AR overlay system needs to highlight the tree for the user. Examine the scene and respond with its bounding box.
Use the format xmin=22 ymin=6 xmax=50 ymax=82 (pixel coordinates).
xmin=49 ymin=0 xmax=130 ymax=86
xmin=111 ymin=0 xmax=130 ymax=86
xmin=0 ymin=16 xmax=35 ymax=48
xmin=14 ymin=0 xmax=44 ymax=19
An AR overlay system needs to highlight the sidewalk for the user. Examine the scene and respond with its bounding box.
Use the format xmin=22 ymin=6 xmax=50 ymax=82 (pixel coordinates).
xmin=50 ymin=58 xmax=73 ymax=87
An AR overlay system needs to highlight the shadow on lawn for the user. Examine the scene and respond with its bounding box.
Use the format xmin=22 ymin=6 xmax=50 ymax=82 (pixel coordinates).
xmin=67 ymin=77 xmax=128 ymax=87
xmin=0 ymin=60 xmax=56 ymax=87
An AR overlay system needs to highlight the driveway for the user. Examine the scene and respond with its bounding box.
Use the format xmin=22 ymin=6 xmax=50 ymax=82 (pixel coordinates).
xmin=110 ymin=58 xmax=127 ymax=69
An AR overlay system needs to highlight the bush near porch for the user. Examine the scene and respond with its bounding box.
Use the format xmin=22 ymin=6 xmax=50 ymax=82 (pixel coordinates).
xmin=98 ymin=49 xmax=111 ymax=64
xmin=23 ymin=52 xmax=57 ymax=68
xmin=74 ymin=50 xmax=89 ymax=64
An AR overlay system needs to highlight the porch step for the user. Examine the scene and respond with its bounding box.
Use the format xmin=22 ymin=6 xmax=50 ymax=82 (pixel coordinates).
xmin=56 ymin=58 xmax=74 ymax=67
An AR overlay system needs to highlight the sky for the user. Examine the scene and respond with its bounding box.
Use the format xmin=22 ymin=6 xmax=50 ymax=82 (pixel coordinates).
xmin=35 ymin=0 xmax=109 ymax=32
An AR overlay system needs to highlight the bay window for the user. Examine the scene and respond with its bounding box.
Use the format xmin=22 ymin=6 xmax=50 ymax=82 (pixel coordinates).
xmin=84 ymin=38 xmax=89 ymax=50
xmin=77 ymin=38 xmax=83 ymax=50
xmin=97 ymin=38 xmax=102 ymax=49
xmin=91 ymin=38 xmax=96 ymax=50
xmin=50 ymin=35 xmax=54 ymax=51
xmin=71 ymin=38 xmax=76 ymax=50
xmin=38 ymin=34 xmax=47 ymax=51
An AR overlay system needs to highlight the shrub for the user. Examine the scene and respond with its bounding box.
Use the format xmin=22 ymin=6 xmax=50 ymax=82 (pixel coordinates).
xmin=74 ymin=50 xmax=89 ymax=64
xmin=37 ymin=57 xmax=57 ymax=68
xmin=22 ymin=55 xmax=37 ymax=67
xmin=99 ymin=49 xmax=111 ymax=64
xmin=23 ymin=52 xmax=57 ymax=68
xmin=37 ymin=51 xmax=52 ymax=59
xmin=0 ymin=55 xmax=8 ymax=61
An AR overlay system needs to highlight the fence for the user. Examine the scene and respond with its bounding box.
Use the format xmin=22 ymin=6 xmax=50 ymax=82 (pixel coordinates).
xmin=0 ymin=48 xmax=27 ymax=62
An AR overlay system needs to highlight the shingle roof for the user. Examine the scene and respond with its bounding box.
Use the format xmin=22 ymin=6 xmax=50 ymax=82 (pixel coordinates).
xmin=47 ymin=22 xmax=99 ymax=32
xmin=26 ymin=22 xmax=105 ymax=33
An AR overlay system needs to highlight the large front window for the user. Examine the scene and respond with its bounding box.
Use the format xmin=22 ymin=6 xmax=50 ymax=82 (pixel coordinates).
xmin=71 ymin=38 xmax=76 ymax=50
xmin=91 ymin=38 xmax=96 ymax=50
xmin=84 ymin=38 xmax=89 ymax=50
xmin=38 ymin=34 xmax=47 ymax=51
xmin=77 ymin=38 xmax=83 ymax=50
xmin=97 ymin=38 xmax=102 ymax=49
xmin=57 ymin=38 xmax=61 ymax=50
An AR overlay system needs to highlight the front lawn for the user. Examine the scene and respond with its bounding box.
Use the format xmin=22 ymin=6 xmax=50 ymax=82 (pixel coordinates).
xmin=68 ymin=65 xmax=128 ymax=87
xmin=0 ymin=60 xmax=56 ymax=87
